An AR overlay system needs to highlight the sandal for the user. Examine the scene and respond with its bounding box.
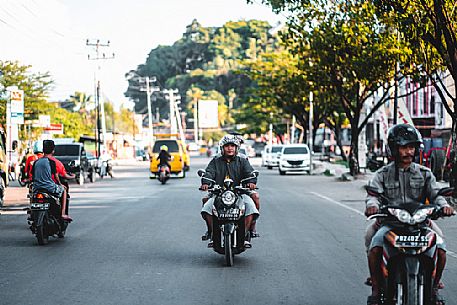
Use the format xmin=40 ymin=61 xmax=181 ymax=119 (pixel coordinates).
xmin=364 ymin=277 xmax=372 ymax=286
xmin=201 ymin=231 xmax=211 ymax=241
xmin=207 ymin=240 xmax=213 ymax=248
xmin=432 ymin=289 xmax=446 ymax=305
xmin=61 ymin=215 xmax=73 ymax=222
xmin=250 ymin=231 xmax=260 ymax=238
xmin=367 ymin=295 xmax=381 ymax=305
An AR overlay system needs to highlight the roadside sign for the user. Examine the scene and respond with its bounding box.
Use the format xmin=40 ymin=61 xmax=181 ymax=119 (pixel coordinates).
xmin=198 ymin=100 xmax=219 ymax=128
xmin=44 ymin=123 xmax=64 ymax=135
xmin=9 ymin=89 xmax=24 ymax=124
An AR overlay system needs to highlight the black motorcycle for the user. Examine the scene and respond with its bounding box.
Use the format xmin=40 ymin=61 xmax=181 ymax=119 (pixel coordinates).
xmin=198 ymin=169 xmax=258 ymax=266
xmin=29 ymin=179 xmax=72 ymax=245
xmin=158 ymin=164 xmax=170 ymax=184
xmin=366 ymin=186 xmax=454 ymax=305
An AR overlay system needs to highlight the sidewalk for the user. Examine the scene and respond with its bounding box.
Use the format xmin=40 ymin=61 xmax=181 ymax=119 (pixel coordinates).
xmin=2 ymin=181 xmax=29 ymax=209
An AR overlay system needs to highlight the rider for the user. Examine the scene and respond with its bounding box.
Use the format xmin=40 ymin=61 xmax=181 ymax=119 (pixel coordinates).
xmin=365 ymin=124 xmax=454 ymax=305
xmin=200 ymin=134 xmax=260 ymax=248
xmin=25 ymin=141 xmax=44 ymax=182
xmin=32 ymin=140 xmax=72 ymax=221
xmin=157 ymin=145 xmax=171 ymax=171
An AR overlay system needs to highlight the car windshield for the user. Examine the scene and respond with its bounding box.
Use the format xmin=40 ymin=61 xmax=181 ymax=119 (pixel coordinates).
xmin=152 ymin=140 xmax=179 ymax=153
xmin=54 ymin=145 xmax=80 ymax=156
xmin=271 ymin=146 xmax=282 ymax=153
xmin=283 ymin=147 xmax=308 ymax=154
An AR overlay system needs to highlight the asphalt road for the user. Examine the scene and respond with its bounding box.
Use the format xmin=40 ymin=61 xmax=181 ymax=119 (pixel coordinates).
xmin=1 ymin=157 xmax=457 ymax=305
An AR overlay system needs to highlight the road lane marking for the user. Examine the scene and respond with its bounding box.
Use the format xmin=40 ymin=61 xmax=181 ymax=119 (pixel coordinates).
xmin=310 ymin=191 xmax=457 ymax=259
xmin=310 ymin=191 xmax=364 ymax=216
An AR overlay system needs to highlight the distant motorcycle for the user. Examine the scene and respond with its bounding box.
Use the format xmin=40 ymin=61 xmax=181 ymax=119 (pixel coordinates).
xmin=198 ymin=169 xmax=258 ymax=266
xmin=366 ymin=186 xmax=454 ymax=305
xmin=18 ymin=162 xmax=29 ymax=187
xmin=99 ymin=160 xmax=113 ymax=179
xmin=158 ymin=164 xmax=170 ymax=184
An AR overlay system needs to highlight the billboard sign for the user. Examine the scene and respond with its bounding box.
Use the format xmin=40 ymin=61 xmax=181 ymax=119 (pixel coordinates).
xmin=10 ymin=89 xmax=24 ymax=124
xmin=44 ymin=123 xmax=64 ymax=135
xmin=198 ymin=100 xmax=218 ymax=128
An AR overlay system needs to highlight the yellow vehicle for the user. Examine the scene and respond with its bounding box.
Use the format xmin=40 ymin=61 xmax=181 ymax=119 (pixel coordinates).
xmin=178 ymin=140 xmax=190 ymax=172
xmin=149 ymin=138 xmax=186 ymax=178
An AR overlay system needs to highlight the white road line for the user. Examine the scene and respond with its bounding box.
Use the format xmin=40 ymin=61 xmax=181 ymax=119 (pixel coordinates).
xmin=310 ymin=191 xmax=457 ymax=259
xmin=310 ymin=191 xmax=365 ymax=216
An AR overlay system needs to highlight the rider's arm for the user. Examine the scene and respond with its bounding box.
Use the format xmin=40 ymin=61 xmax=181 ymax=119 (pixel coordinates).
xmin=425 ymin=170 xmax=449 ymax=207
xmin=240 ymin=158 xmax=257 ymax=185
xmin=202 ymin=158 xmax=217 ymax=186
xmin=365 ymin=171 xmax=383 ymax=209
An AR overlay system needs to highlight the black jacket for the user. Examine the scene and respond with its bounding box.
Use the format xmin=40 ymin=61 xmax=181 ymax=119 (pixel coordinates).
xmin=157 ymin=150 xmax=171 ymax=166
xmin=202 ymin=155 xmax=257 ymax=187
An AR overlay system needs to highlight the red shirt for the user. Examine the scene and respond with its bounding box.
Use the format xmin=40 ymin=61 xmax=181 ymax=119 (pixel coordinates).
xmin=48 ymin=156 xmax=68 ymax=183
xmin=25 ymin=153 xmax=43 ymax=178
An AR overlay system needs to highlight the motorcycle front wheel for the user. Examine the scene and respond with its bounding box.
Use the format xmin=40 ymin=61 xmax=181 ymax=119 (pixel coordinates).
xmin=224 ymin=234 xmax=234 ymax=267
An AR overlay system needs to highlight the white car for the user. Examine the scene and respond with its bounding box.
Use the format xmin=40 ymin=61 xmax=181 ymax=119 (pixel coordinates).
xmin=262 ymin=145 xmax=283 ymax=169
xmin=278 ymin=144 xmax=311 ymax=175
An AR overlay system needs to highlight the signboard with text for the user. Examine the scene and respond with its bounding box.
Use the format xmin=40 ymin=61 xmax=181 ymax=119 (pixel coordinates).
xmin=198 ymin=100 xmax=219 ymax=128
xmin=10 ymin=89 xmax=24 ymax=124
xmin=44 ymin=123 xmax=64 ymax=135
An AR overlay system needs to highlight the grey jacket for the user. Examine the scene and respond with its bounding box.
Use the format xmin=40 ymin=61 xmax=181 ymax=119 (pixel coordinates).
xmin=366 ymin=162 xmax=448 ymax=209
xmin=202 ymin=155 xmax=257 ymax=187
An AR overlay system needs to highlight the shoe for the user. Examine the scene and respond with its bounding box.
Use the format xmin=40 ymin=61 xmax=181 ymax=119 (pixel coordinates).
xmin=364 ymin=277 xmax=372 ymax=286
xmin=207 ymin=240 xmax=213 ymax=248
xmin=250 ymin=231 xmax=260 ymax=238
xmin=201 ymin=231 xmax=211 ymax=241
xmin=244 ymin=240 xmax=252 ymax=248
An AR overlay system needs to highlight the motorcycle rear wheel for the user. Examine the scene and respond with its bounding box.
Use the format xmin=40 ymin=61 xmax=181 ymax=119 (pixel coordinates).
xmin=224 ymin=234 xmax=234 ymax=267
xmin=36 ymin=224 xmax=48 ymax=245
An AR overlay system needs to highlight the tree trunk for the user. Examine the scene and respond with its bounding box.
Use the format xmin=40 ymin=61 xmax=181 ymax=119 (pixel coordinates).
xmin=349 ymin=126 xmax=360 ymax=176
xmin=334 ymin=124 xmax=348 ymax=162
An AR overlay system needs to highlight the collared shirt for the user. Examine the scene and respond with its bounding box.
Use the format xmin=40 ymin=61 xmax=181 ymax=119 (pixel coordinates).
xmin=366 ymin=162 xmax=447 ymax=208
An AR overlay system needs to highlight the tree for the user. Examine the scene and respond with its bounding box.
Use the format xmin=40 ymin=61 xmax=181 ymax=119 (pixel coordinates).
xmin=373 ymin=0 xmax=457 ymax=186
xmin=0 ymin=60 xmax=54 ymax=127
xmin=252 ymin=1 xmax=405 ymax=174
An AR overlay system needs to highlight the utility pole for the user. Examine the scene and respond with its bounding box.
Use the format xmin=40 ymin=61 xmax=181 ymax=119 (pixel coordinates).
xmin=193 ymin=100 xmax=199 ymax=144
xmin=309 ymin=91 xmax=314 ymax=175
xmin=86 ymin=39 xmax=114 ymax=157
xmin=164 ymin=89 xmax=179 ymax=135
xmin=138 ymin=76 xmax=159 ymax=148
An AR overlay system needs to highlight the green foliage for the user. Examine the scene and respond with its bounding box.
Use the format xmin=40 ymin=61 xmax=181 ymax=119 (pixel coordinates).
xmin=0 ymin=60 xmax=54 ymax=127
xmin=125 ymin=19 xmax=277 ymax=126
xmin=51 ymin=107 xmax=92 ymax=141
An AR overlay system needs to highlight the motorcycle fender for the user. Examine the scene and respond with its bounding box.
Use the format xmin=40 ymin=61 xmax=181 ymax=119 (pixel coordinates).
xmin=31 ymin=210 xmax=47 ymax=227
xmin=223 ymin=223 xmax=235 ymax=235
xmin=404 ymin=256 xmax=420 ymax=276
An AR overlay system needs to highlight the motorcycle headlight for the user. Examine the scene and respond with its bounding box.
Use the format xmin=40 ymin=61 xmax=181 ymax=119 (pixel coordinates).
xmin=221 ymin=191 xmax=236 ymax=206
xmin=389 ymin=208 xmax=412 ymax=224
xmin=412 ymin=207 xmax=434 ymax=224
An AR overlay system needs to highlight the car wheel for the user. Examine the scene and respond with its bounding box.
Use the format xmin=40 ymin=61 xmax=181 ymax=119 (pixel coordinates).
xmin=279 ymin=169 xmax=286 ymax=175
xmin=89 ymin=168 xmax=96 ymax=183
xmin=79 ymin=171 xmax=85 ymax=186
xmin=267 ymin=166 xmax=272 ymax=170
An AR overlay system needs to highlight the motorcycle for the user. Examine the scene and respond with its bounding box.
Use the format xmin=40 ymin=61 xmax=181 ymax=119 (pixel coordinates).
xmin=99 ymin=159 xmax=113 ymax=179
xmin=366 ymin=186 xmax=454 ymax=305
xmin=28 ymin=178 xmax=72 ymax=245
xmin=198 ymin=169 xmax=258 ymax=267
xmin=18 ymin=161 xmax=29 ymax=187
xmin=158 ymin=164 xmax=170 ymax=184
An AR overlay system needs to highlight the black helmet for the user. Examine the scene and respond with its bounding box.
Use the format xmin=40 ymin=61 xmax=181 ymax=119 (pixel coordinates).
xmin=387 ymin=124 xmax=423 ymax=158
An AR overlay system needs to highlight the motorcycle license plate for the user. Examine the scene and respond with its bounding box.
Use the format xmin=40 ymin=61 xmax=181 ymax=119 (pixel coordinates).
xmin=30 ymin=203 xmax=50 ymax=209
xmin=394 ymin=235 xmax=429 ymax=248
xmin=219 ymin=208 xmax=240 ymax=220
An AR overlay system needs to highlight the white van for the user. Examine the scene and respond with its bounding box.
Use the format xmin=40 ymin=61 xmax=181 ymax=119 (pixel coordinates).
xmin=278 ymin=144 xmax=311 ymax=175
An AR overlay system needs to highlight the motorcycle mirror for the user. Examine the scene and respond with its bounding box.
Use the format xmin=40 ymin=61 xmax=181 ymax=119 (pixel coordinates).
xmin=437 ymin=187 xmax=454 ymax=197
xmin=197 ymin=169 xmax=206 ymax=177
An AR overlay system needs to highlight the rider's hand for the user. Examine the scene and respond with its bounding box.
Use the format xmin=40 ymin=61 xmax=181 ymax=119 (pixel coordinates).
xmin=442 ymin=205 xmax=455 ymax=216
xmin=247 ymin=183 xmax=256 ymax=190
xmin=200 ymin=184 xmax=209 ymax=191
xmin=365 ymin=206 xmax=379 ymax=217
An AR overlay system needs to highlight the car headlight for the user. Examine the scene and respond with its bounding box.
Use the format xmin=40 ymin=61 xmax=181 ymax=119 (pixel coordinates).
xmin=221 ymin=191 xmax=236 ymax=206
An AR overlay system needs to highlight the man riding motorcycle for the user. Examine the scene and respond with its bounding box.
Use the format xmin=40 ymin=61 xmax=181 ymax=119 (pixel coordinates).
xmin=32 ymin=140 xmax=73 ymax=221
xmin=157 ymin=145 xmax=171 ymax=170
xmin=200 ymin=134 xmax=260 ymax=248
xmin=365 ymin=124 xmax=454 ymax=305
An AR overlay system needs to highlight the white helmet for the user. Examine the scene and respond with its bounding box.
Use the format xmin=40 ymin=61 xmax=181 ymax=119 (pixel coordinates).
xmin=219 ymin=134 xmax=241 ymax=155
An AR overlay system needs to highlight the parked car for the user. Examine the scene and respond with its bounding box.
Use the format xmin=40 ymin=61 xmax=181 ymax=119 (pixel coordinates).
xmin=278 ymin=144 xmax=311 ymax=175
xmin=262 ymin=145 xmax=283 ymax=169
xmin=54 ymin=143 xmax=96 ymax=185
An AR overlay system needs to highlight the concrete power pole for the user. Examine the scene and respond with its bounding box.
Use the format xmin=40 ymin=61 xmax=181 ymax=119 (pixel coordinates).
xmin=164 ymin=89 xmax=179 ymax=135
xmin=137 ymin=76 xmax=159 ymax=148
xmin=86 ymin=39 xmax=114 ymax=157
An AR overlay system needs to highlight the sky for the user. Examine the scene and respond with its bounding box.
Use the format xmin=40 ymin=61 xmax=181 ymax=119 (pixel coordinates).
xmin=0 ymin=0 xmax=283 ymax=109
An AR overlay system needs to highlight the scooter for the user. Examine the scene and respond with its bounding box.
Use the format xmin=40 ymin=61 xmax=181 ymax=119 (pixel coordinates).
xmin=158 ymin=164 xmax=170 ymax=184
